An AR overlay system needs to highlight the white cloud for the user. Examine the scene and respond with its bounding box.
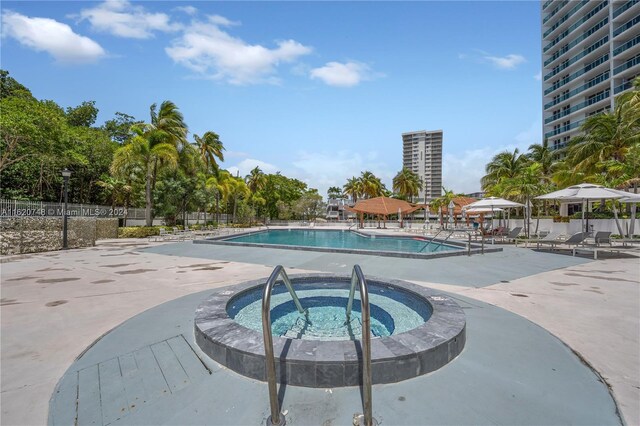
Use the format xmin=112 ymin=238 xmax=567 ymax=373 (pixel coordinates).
xmin=484 ymin=53 xmax=526 ymax=70
xmin=534 ymin=71 xmax=542 ymax=81
xmin=78 ymin=0 xmax=181 ymax=39
xmin=459 ymin=50 xmax=526 ymax=71
xmin=310 ymin=61 xmax=376 ymax=87
xmin=208 ymin=15 xmax=238 ymax=26
xmin=165 ymin=17 xmax=312 ymax=85
xmin=174 ymin=6 xmax=197 ymax=16
xmin=1 ymin=10 xmax=106 ymax=63
xmin=226 ymin=159 xmax=280 ymax=178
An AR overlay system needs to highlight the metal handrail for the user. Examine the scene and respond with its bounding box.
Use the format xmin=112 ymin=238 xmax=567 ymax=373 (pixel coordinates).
xmin=345 ymin=265 xmax=377 ymax=426
xmin=262 ymin=265 xmax=305 ymax=426
xmin=418 ymin=228 xmax=444 ymax=252
xmin=432 ymin=230 xmax=455 ymax=251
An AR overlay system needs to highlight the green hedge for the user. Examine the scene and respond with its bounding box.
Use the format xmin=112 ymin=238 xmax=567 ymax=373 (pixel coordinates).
xmin=118 ymin=226 xmax=169 ymax=238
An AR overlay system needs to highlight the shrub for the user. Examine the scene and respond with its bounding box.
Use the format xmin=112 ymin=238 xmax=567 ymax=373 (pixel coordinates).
xmin=118 ymin=226 xmax=168 ymax=238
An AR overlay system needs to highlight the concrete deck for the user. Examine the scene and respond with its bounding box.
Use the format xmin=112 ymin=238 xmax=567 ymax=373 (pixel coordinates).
xmin=0 ymin=236 xmax=638 ymax=425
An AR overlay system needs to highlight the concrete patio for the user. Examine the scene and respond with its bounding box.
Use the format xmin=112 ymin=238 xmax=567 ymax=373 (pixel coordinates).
xmin=1 ymin=236 xmax=638 ymax=425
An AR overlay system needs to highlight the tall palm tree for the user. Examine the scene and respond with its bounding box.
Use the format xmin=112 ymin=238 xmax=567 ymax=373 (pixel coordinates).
xmin=359 ymin=171 xmax=385 ymax=198
xmin=194 ymin=131 xmax=224 ymax=173
xmin=564 ymin=107 xmax=639 ymax=174
xmin=245 ymin=166 xmax=266 ymax=194
xmin=527 ymin=139 xmax=556 ymax=178
xmin=392 ymin=168 xmax=422 ymax=201
xmin=111 ymin=126 xmax=179 ymax=226
xmin=500 ymin=163 xmax=547 ymax=237
xmin=343 ymin=177 xmax=361 ymax=203
xmin=245 ymin=166 xmax=267 ymax=224
xmin=481 ymin=148 xmax=530 ymax=193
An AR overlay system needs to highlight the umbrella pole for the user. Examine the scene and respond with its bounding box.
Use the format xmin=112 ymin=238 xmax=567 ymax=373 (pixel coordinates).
xmin=612 ymin=202 xmax=624 ymax=236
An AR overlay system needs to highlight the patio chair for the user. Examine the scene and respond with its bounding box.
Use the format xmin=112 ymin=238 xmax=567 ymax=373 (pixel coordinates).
xmin=516 ymin=231 xmax=562 ymax=248
xmin=536 ymin=232 xmax=587 ymax=250
xmin=593 ymin=231 xmax=612 ymax=246
xmin=496 ymin=226 xmax=523 ymax=243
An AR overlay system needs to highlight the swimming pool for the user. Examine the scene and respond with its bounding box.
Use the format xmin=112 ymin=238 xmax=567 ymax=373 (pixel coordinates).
xmin=220 ymin=229 xmax=457 ymax=253
xmin=194 ymin=228 xmax=500 ymax=259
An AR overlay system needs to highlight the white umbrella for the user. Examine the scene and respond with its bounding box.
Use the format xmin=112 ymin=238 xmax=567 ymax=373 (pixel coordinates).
xmin=536 ymin=183 xmax=629 ymax=235
xmin=448 ymin=200 xmax=455 ymax=227
xmin=463 ymin=197 xmax=523 ymax=229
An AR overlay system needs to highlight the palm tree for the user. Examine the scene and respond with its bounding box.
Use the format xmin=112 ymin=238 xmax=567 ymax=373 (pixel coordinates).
xmin=245 ymin=166 xmax=267 ymax=225
xmin=527 ymin=139 xmax=556 ymax=178
xmin=481 ymin=148 xmax=530 ymax=193
xmin=111 ymin=126 xmax=179 ymax=226
xmin=343 ymin=177 xmax=361 ymax=202
xmin=327 ymin=186 xmax=343 ymax=199
xmin=245 ymin=166 xmax=266 ymax=194
xmin=393 ymin=168 xmax=422 ymax=202
xmin=359 ymin=171 xmax=385 ymax=198
xmin=500 ymin=163 xmax=547 ymax=237
xmin=96 ymin=176 xmax=131 ymax=210
xmin=564 ymin=108 xmax=639 ymax=174
xmin=435 ymin=187 xmax=458 ymax=228
xmin=194 ymin=131 xmax=224 ymax=173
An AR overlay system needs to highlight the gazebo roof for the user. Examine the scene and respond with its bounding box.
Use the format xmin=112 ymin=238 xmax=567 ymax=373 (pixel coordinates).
xmin=437 ymin=196 xmax=477 ymax=214
xmin=345 ymin=196 xmax=424 ymax=216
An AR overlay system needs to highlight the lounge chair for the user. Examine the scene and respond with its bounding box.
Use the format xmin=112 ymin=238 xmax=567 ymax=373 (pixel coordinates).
xmin=592 ymin=231 xmax=612 ymax=246
xmin=516 ymin=231 xmax=562 ymax=248
xmin=536 ymin=232 xmax=587 ymax=250
xmin=496 ymin=226 xmax=523 ymax=243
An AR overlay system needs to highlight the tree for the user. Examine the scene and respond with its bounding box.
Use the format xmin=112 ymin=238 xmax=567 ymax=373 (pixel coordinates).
xmin=481 ymin=148 xmax=530 ymax=193
xmin=393 ymin=168 xmax=422 ymax=202
xmin=343 ymin=177 xmax=361 ymax=203
xmin=293 ymin=189 xmax=324 ymax=221
xmin=66 ymin=101 xmax=98 ymax=127
xmin=112 ymin=101 xmax=187 ymax=226
xmin=0 ymin=70 xmax=34 ymax=100
xmin=103 ymin=112 xmax=140 ymax=144
xmin=359 ymin=171 xmax=385 ymax=198
xmin=327 ymin=186 xmax=343 ymax=199
xmin=194 ymin=131 xmax=224 ymax=173
xmin=246 ymin=166 xmax=266 ymax=193
xmin=111 ymin=125 xmax=179 ymax=226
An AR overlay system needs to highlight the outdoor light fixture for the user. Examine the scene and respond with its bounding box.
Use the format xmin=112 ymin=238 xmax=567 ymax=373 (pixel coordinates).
xmin=61 ymin=169 xmax=71 ymax=249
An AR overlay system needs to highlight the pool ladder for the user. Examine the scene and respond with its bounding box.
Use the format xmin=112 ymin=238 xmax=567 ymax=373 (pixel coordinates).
xmin=262 ymin=264 xmax=377 ymax=426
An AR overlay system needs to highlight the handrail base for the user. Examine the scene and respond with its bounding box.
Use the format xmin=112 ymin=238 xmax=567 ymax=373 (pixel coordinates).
xmin=353 ymin=413 xmax=379 ymax=426
xmin=267 ymin=414 xmax=286 ymax=426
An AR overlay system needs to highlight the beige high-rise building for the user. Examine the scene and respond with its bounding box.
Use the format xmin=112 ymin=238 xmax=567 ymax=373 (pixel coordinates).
xmin=542 ymin=0 xmax=640 ymax=150
xmin=401 ymin=130 xmax=443 ymax=202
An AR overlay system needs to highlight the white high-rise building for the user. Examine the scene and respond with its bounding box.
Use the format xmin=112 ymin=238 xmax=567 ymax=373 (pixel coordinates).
xmin=542 ymin=0 xmax=640 ymax=150
xmin=401 ymin=130 xmax=443 ymax=202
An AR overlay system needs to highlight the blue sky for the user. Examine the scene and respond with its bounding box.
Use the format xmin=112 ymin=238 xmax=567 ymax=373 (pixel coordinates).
xmin=1 ymin=1 xmax=542 ymax=197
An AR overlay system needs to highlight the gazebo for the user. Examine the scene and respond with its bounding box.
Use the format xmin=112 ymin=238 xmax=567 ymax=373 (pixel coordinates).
xmin=346 ymin=196 xmax=425 ymax=228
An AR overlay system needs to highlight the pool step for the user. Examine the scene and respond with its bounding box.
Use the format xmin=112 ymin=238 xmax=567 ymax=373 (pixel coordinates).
xmin=281 ymin=316 xmax=364 ymax=340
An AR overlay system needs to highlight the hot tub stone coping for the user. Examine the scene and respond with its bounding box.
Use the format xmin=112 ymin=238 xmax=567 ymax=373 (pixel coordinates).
xmin=194 ymin=274 xmax=466 ymax=387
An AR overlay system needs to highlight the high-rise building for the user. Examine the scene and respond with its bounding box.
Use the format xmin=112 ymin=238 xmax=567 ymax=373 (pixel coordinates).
xmin=401 ymin=130 xmax=443 ymax=202
xmin=542 ymin=0 xmax=640 ymax=151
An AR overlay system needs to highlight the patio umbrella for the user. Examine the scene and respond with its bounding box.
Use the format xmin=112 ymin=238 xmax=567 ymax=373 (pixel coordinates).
xmin=448 ymin=200 xmax=455 ymax=227
xmin=536 ymin=183 xmax=630 ymax=235
xmin=463 ymin=197 xmax=524 ymax=228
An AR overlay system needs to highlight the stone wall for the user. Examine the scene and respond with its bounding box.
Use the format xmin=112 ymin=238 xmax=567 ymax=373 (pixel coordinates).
xmin=0 ymin=217 xmax=118 ymax=255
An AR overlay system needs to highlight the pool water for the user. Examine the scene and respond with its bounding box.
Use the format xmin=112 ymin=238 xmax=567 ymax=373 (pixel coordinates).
xmin=223 ymin=229 xmax=459 ymax=254
xmin=227 ymin=282 xmax=432 ymax=341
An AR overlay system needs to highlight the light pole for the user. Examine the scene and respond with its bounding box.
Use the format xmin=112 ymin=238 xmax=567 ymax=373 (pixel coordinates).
xmin=61 ymin=168 xmax=72 ymax=249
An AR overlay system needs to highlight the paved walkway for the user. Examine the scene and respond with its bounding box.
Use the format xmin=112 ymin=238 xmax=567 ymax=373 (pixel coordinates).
xmin=0 ymin=237 xmax=638 ymax=425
